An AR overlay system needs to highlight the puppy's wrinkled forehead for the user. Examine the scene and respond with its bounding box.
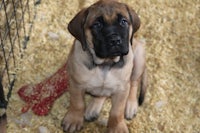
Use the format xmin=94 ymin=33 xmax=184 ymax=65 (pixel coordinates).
xmin=86 ymin=1 xmax=129 ymax=25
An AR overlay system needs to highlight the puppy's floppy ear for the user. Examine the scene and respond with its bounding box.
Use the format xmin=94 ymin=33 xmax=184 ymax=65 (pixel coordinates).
xmin=68 ymin=8 xmax=89 ymax=51
xmin=126 ymin=6 xmax=140 ymax=45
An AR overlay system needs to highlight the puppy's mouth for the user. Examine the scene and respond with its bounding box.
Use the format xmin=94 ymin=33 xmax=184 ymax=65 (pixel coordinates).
xmin=91 ymin=51 xmax=121 ymax=65
xmin=110 ymin=56 xmax=121 ymax=63
xmin=94 ymin=56 xmax=121 ymax=65
xmin=95 ymin=51 xmax=128 ymax=60
xmin=93 ymin=49 xmax=128 ymax=65
xmin=89 ymin=45 xmax=128 ymax=65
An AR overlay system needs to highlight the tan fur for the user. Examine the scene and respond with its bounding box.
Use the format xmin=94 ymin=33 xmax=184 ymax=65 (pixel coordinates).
xmin=61 ymin=1 xmax=146 ymax=133
xmin=67 ymin=40 xmax=134 ymax=96
xmin=85 ymin=1 xmax=131 ymax=28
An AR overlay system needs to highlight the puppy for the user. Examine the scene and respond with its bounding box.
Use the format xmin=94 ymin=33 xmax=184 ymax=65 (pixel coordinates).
xmin=61 ymin=0 xmax=147 ymax=132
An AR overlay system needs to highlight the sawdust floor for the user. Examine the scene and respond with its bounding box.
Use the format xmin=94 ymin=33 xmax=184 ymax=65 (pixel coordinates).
xmin=6 ymin=0 xmax=200 ymax=133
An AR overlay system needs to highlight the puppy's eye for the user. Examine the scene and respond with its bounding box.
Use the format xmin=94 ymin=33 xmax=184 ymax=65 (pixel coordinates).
xmin=120 ymin=18 xmax=128 ymax=27
xmin=91 ymin=21 xmax=103 ymax=29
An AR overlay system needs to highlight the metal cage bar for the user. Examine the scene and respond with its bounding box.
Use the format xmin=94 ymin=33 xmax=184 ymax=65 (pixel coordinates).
xmin=0 ymin=0 xmax=38 ymax=109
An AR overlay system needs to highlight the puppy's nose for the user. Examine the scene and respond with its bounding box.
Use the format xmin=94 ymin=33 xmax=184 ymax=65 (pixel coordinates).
xmin=108 ymin=35 xmax=122 ymax=46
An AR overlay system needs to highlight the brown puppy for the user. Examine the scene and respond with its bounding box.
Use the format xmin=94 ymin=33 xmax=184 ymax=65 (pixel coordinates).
xmin=61 ymin=0 xmax=147 ymax=132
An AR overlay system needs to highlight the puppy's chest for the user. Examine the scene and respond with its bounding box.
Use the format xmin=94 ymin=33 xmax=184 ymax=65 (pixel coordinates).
xmin=80 ymin=66 xmax=129 ymax=96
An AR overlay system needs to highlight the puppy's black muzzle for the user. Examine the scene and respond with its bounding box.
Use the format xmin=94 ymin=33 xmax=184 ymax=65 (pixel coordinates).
xmin=94 ymin=34 xmax=129 ymax=58
xmin=108 ymin=34 xmax=122 ymax=47
xmin=107 ymin=34 xmax=123 ymax=56
xmin=92 ymin=23 xmax=129 ymax=59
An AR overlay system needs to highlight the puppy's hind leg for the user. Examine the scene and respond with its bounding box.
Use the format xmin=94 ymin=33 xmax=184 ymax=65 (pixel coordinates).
xmin=138 ymin=67 xmax=147 ymax=105
xmin=85 ymin=97 xmax=106 ymax=122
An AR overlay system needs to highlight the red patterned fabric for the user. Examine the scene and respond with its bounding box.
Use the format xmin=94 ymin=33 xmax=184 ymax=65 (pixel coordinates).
xmin=18 ymin=63 xmax=68 ymax=116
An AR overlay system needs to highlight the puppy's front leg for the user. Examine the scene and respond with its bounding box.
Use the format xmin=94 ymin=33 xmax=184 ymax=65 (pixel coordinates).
xmin=125 ymin=39 xmax=146 ymax=120
xmin=61 ymin=83 xmax=85 ymax=133
xmin=107 ymin=89 xmax=129 ymax=133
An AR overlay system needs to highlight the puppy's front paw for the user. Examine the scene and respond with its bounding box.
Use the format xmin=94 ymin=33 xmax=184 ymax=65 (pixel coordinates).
xmin=125 ymin=100 xmax=138 ymax=120
xmin=61 ymin=110 xmax=84 ymax=133
xmin=107 ymin=121 xmax=129 ymax=133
